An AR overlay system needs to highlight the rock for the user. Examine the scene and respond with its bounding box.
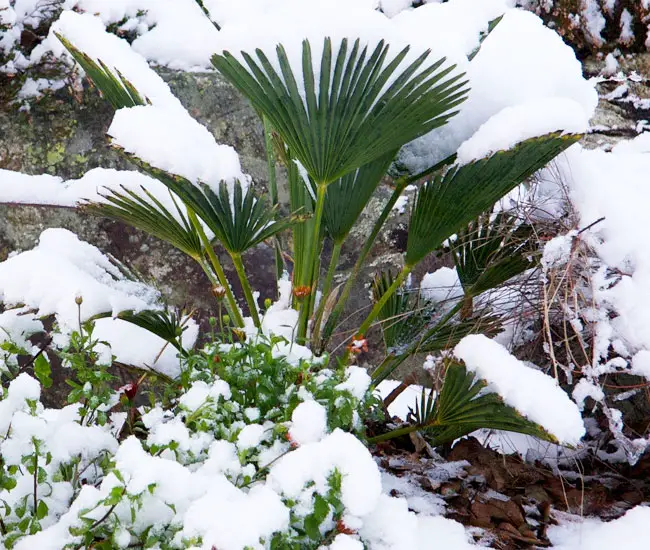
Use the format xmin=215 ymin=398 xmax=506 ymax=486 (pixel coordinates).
xmin=0 ymin=69 xmax=413 ymax=359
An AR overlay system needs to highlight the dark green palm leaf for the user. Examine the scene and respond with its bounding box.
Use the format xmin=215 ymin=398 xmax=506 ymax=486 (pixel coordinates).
xmin=212 ymin=38 xmax=468 ymax=185
xmin=87 ymin=309 xmax=188 ymax=352
xmin=405 ymin=132 xmax=580 ymax=267
xmin=423 ymin=363 xmax=557 ymax=446
xmin=371 ymin=270 xmax=418 ymax=349
xmin=56 ymin=33 xmax=147 ymax=109
xmin=117 ymin=151 xmax=297 ymax=254
xmin=84 ymin=185 xmax=203 ymax=261
xmin=373 ymin=362 xmax=556 ymax=446
xmin=116 ymin=309 xmax=187 ymax=351
xmin=323 ymin=151 xmax=395 ymax=243
xmin=453 ymin=213 xmax=537 ymax=297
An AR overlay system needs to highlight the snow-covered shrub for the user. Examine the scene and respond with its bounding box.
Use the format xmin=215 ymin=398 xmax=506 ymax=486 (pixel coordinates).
xmin=0 ymin=326 xmax=422 ymax=549
xmin=0 ymin=1 xmax=612 ymax=545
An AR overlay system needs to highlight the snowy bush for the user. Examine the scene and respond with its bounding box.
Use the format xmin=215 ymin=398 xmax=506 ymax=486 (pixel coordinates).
xmin=7 ymin=0 xmax=645 ymax=547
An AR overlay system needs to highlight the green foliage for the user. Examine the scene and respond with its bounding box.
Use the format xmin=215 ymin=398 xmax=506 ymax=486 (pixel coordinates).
xmin=212 ymin=38 xmax=467 ymax=185
xmin=84 ymin=185 xmax=203 ymax=261
xmin=405 ymin=133 xmax=580 ymax=267
xmin=371 ymin=361 xmax=557 ymax=446
xmin=323 ymin=152 xmax=396 ymax=244
xmin=55 ymin=34 xmax=147 ymax=109
xmin=452 ymin=212 xmax=537 ymax=297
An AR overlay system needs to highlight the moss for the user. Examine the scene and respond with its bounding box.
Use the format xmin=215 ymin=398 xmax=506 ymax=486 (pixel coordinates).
xmin=46 ymin=143 xmax=66 ymax=169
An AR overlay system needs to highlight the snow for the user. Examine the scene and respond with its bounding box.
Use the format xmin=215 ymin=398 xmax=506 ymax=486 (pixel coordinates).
xmin=109 ymin=105 xmax=249 ymax=192
xmin=454 ymin=334 xmax=586 ymax=445
xmin=0 ymin=373 xmax=41 ymax=435
xmin=93 ymin=316 xmax=198 ymax=378
xmin=50 ymin=11 xmax=184 ymax=110
xmin=289 ymin=400 xmax=328 ymax=445
xmin=397 ymin=7 xmax=597 ymax=173
xmin=335 ymin=366 xmax=372 ymax=400
xmin=0 ymin=167 xmax=180 ymax=208
xmin=455 ymin=98 xmax=588 ymax=165
xmin=548 ymin=505 xmax=650 ymax=550
xmin=420 ymin=267 xmax=464 ymax=304
xmin=269 ymin=429 xmax=382 ymax=518
xmin=376 ymin=380 xmax=426 ymax=420
xmin=546 ymin=144 xmax=650 ymax=358
xmin=542 ymin=232 xmax=576 ymax=270
xmin=0 ymin=308 xmax=43 ymax=353
xmin=261 ymin=274 xmax=298 ymax=342
xmin=0 ymin=228 xmax=161 ymax=330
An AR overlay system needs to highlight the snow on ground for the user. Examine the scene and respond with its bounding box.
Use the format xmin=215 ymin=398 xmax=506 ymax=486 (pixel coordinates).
xmin=0 ymin=228 xmax=161 ymax=329
xmin=548 ymin=505 xmax=650 ymax=550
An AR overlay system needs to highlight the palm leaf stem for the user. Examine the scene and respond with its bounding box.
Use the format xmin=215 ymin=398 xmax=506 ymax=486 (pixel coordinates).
xmin=317 ymin=179 xmax=408 ymax=354
xmin=188 ymin=210 xmax=244 ymax=327
xmin=231 ymin=253 xmax=261 ymax=328
xmin=368 ymin=423 xmax=428 ymax=444
xmin=263 ymin=115 xmax=284 ymax=283
xmin=297 ymin=182 xmax=327 ymax=341
xmin=318 ymin=153 xmax=458 ymax=354
xmin=354 ymin=265 xmax=411 ymax=345
xmin=311 ymin=240 xmax=342 ymax=346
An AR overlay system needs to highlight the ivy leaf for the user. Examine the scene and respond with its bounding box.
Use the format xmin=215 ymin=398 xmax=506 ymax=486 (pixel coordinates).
xmin=36 ymin=499 xmax=49 ymax=520
xmin=33 ymin=354 xmax=52 ymax=389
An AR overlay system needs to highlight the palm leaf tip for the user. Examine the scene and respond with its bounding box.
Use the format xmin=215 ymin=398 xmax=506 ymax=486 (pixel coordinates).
xmin=55 ymin=32 xmax=148 ymax=109
xmin=212 ymin=37 xmax=468 ymax=185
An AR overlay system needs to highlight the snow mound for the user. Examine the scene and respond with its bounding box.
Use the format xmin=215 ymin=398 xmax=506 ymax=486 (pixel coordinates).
xmin=109 ymin=105 xmax=249 ymax=192
xmin=454 ymin=334 xmax=585 ymax=445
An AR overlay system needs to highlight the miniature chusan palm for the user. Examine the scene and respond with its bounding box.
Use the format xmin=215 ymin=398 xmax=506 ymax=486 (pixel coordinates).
xmin=57 ymin=27 xmax=583 ymax=451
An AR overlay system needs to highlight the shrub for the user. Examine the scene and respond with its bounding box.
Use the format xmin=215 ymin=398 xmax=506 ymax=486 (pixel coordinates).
xmin=0 ymin=5 xmax=589 ymax=548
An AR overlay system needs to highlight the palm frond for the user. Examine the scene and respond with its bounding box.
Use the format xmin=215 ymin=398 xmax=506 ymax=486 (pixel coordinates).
xmin=371 ymin=270 xmax=418 ymax=349
xmin=117 ymin=151 xmax=297 ymax=255
xmin=116 ymin=309 xmax=187 ymax=351
xmin=405 ymin=132 xmax=580 ymax=267
xmin=467 ymin=15 xmax=504 ymax=61
xmin=84 ymin=186 xmax=203 ymax=261
xmin=212 ymin=38 xmax=468 ymax=185
xmin=373 ymin=362 xmax=557 ymax=447
xmin=323 ymin=151 xmax=395 ymax=244
xmin=453 ymin=213 xmax=537 ymax=297
xmin=56 ymin=33 xmax=147 ymax=109
xmin=424 ymin=362 xmax=557 ymax=446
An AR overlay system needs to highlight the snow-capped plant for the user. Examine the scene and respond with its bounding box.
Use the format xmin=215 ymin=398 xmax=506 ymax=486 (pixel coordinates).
xmin=46 ymin=6 xmax=587 ymax=450
xmin=0 ymin=2 xmax=602 ymax=546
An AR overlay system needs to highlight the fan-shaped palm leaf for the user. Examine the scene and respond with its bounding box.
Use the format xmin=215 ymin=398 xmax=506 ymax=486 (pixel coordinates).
xmin=405 ymin=132 xmax=580 ymax=267
xmin=56 ymin=33 xmax=147 ymax=109
xmin=370 ymin=362 xmax=557 ymax=446
xmin=355 ymin=133 xmax=579 ymax=344
xmin=212 ymin=37 xmax=468 ymax=185
xmin=116 ymin=309 xmax=187 ymax=351
xmin=453 ymin=213 xmax=536 ymax=297
xmin=84 ymin=186 xmax=203 ymax=261
xmin=323 ymin=151 xmax=396 ymax=244
xmin=120 ymin=153 xmax=296 ymax=255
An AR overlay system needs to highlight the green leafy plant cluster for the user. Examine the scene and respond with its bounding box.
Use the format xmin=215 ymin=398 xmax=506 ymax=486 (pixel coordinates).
xmin=0 ymin=321 xmax=379 ymax=548
xmin=50 ymin=20 xmax=580 ymax=452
